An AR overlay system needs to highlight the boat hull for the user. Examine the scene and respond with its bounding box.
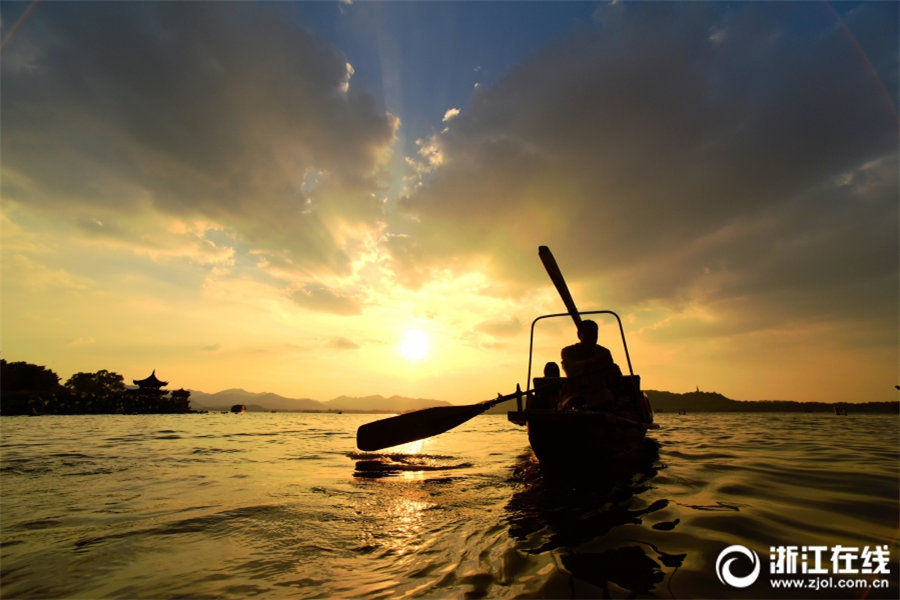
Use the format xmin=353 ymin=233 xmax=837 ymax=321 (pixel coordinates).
xmin=509 ymin=409 xmax=651 ymax=472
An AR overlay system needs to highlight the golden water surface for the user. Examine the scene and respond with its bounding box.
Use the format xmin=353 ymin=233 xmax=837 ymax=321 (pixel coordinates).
xmin=1 ymin=412 xmax=898 ymax=598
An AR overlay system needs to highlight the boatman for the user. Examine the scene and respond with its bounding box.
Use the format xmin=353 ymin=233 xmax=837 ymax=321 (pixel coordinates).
xmin=559 ymin=320 xmax=622 ymax=411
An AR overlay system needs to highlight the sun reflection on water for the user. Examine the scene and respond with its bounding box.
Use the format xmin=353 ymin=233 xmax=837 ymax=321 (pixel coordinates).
xmin=393 ymin=438 xmax=426 ymax=455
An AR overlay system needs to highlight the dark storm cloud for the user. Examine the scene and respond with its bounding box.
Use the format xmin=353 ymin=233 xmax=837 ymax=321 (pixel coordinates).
xmin=391 ymin=2 xmax=898 ymax=336
xmin=1 ymin=2 xmax=397 ymax=274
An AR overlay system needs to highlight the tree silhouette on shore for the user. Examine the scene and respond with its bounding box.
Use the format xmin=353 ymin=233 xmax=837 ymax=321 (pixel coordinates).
xmin=1 ymin=359 xmax=192 ymax=415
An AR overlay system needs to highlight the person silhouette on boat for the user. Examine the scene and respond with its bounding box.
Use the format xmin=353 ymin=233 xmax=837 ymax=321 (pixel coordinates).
xmin=529 ymin=362 xmax=564 ymax=411
xmin=559 ymin=320 xmax=622 ymax=411
xmin=543 ymin=361 xmax=560 ymax=379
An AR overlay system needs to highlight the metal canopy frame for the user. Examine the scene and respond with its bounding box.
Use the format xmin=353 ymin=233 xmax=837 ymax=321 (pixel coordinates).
xmin=526 ymin=310 xmax=634 ymax=393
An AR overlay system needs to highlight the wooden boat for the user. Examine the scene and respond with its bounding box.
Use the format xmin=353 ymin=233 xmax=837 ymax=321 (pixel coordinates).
xmin=507 ymin=308 xmax=656 ymax=472
xmin=355 ymin=246 xmax=657 ymax=469
xmin=230 ymin=404 xmax=246 ymax=414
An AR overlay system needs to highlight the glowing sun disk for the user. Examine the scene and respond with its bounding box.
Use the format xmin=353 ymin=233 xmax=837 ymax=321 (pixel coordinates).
xmin=399 ymin=329 xmax=429 ymax=361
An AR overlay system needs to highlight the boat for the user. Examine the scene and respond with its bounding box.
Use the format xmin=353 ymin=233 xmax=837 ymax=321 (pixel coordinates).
xmin=355 ymin=246 xmax=657 ymax=472
xmin=230 ymin=404 xmax=246 ymax=414
xmin=833 ymin=405 xmax=848 ymax=415
xmin=507 ymin=308 xmax=656 ymax=471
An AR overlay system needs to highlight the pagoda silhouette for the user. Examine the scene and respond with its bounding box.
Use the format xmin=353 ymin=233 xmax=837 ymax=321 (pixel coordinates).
xmin=133 ymin=370 xmax=168 ymax=390
xmin=127 ymin=370 xmax=192 ymax=413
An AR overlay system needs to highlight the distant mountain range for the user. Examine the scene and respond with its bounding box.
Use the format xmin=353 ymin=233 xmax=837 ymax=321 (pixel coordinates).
xmin=188 ymin=387 xmax=898 ymax=414
xmin=325 ymin=395 xmax=450 ymax=412
xmin=188 ymin=388 xmax=451 ymax=413
xmin=645 ymin=390 xmax=898 ymax=413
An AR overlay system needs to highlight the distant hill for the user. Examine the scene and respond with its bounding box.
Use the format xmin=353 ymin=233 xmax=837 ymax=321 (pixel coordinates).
xmin=189 ymin=388 xmax=325 ymax=412
xmin=188 ymin=389 xmax=450 ymax=413
xmin=188 ymin=387 xmax=898 ymax=414
xmin=646 ymin=390 xmax=739 ymax=412
xmin=646 ymin=390 xmax=897 ymax=413
xmin=325 ymin=395 xmax=452 ymax=412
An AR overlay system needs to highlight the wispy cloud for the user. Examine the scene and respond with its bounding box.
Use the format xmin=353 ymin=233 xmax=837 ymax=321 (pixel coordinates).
xmin=66 ymin=337 xmax=95 ymax=348
xmin=476 ymin=317 xmax=523 ymax=338
xmin=327 ymin=337 xmax=360 ymax=350
xmin=290 ymin=283 xmax=362 ymax=315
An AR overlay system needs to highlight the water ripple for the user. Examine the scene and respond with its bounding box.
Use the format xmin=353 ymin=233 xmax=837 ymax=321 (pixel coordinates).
xmin=0 ymin=412 xmax=896 ymax=599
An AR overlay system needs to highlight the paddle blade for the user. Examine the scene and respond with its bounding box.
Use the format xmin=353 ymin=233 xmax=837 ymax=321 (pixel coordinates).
xmin=356 ymin=404 xmax=488 ymax=452
xmin=538 ymin=246 xmax=582 ymax=327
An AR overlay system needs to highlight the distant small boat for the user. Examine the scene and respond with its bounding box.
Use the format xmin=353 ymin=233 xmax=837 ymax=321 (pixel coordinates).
xmin=230 ymin=404 xmax=246 ymax=414
xmin=677 ymin=408 xmax=687 ymax=415
xmin=833 ymin=405 xmax=848 ymax=415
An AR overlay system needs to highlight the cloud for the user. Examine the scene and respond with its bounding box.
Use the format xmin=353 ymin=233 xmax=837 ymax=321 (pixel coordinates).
xmin=388 ymin=2 xmax=898 ymax=345
xmin=476 ymin=317 xmax=524 ymax=338
xmin=66 ymin=337 xmax=95 ymax=347
xmin=442 ymin=107 xmax=461 ymax=122
xmin=1 ymin=1 xmax=895 ymax=404
xmin=76 ymin=214 xmax=237 ymax=268
xmin=290 ymin=283 xmax=362 ymax=315
xmin=326 ymin=337 xmax=360 ymax=350
xmin=416 ymin=136 xmax=444 ymax=167
xmin=1 ymin=2 xmax=398 ymax=277
xmin=1 ymin=251 xmax=89 ymax=293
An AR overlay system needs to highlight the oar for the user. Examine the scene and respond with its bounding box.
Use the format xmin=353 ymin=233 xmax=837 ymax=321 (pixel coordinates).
xmin=538 ymin=246 xmax=582 ymax=328
xmin=356 ymin=386 xmax=527 ymax=451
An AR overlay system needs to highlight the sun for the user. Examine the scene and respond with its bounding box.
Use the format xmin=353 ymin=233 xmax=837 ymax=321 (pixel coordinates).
xmin=399 ymin=329 xmax=429 ymax=361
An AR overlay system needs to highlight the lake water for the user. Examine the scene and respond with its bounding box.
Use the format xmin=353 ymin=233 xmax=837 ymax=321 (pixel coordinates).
xmin=1 ymin=412 xmax=898 ymax=598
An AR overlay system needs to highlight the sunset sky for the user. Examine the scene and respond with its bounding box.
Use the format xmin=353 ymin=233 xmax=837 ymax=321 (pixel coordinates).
xmin=1 ymin=1 xmax=897 ymax=404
